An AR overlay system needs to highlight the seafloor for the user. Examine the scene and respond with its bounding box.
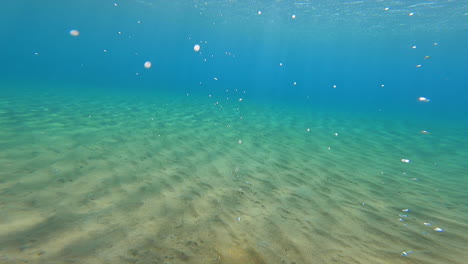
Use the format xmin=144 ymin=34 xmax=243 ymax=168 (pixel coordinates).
xmin=0 ymin=84 xmax=467 ymax=264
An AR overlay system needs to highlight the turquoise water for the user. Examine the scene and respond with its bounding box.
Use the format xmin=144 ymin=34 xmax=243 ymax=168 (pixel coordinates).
xmin=1 ymin=1 xmax=467 ymax=264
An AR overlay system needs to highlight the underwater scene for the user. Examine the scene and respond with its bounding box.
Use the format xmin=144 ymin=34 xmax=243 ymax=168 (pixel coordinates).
xmin=1 ymin=0 xmax=467 ymax=263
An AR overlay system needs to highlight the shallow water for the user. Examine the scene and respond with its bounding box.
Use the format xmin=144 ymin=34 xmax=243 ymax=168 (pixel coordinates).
xmin=0 ymin=84 xmax=467 ymax=264
xmin=1 ymin=0 xmax=468 ymax=263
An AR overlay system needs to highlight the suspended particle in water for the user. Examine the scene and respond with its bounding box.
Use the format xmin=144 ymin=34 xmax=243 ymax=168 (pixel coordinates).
xmin=332 ymin=84 xmax=337 ymax=88
xmin=424 ymin=55 xmax=431 ymax=59
xmin=194 ymin=44 xmax=201 ymax=52
xmin=415 ymin=64 xmax=422 ymax=68
xmin=144 ymin=61 xmax=152 ymax=69
xmin=279 ymin=62 xmax=283 ymax=66
xmin=293 ymin=81 xmax=297 ymax=85
xmin=418 ymin=97 xmax=430 ymax=102
xmin=380 ymin=84 xmax=385 ymax=87
xmin=411 ymin=45 xmax=417 ymax=49
xmin=384 ymin=7 xmax=390 ymax=11
xmin=433 ymin=42 xmax=438 ymax=46
xmin=238 ymin=98 xmax=243 ymax=102
xmin=401 ymin=159 xmax=411 ymax=163
xmin=401 ymin=251 xmax=413 ymax=257
xmin=257 ymin=10 xmax=262 ymax=15
xmin=114 ymin=3 xmax=118 ymax=7
xmin=238 ymin=140 xmax=243 ymax=144
xmin=408 ymin=12 xmax=414 ymax=16
xmin=402 ymin=209 xmax=410 ymax=212
xmin=291 ymin=14 xmax=296 ymax=19
xmin=433 ymin=227 xmax=444 ymax=232
xmin=420 ymin=130 xmax=430 ymax=134
xmin=103 ymin=49 xmax=108 ymax=53
xmin=213 ymin=77 xmax=218 ymax=81
xmin=306 ymin=128 xmax=311 ymax=132
xmin=334 ymin=132 xmax=338 ymax=136
xmin=69 ymin=29 xmax=80 ymax=37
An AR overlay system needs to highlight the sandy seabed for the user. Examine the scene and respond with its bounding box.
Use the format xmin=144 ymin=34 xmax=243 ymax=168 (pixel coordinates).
xmin=0 ymin=86 xmax=467 ymax=264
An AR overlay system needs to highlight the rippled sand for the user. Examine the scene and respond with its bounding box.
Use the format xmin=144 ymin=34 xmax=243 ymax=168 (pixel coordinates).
xmin=0 ymin=85 xmax=467 ymax=264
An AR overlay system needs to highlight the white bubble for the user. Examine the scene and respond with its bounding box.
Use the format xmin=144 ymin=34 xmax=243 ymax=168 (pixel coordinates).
xmin=306 ymin=128 xmax=310 ymax=132
xmin=332 ymin=84 xmax=337 ymax=88
xmin=257 ymin=10 xmax=262 ymax=15
xmin=293 ymin=81 xmax=297 ymax=85
xmin=279 ymin=62 xmax=283 ymax=66
xmin=194 ymin=44 xmax=201 ymax=52
xmin=69 ymin=29 xmax=80 ymax=37
xmin=144 ymin=61 xmax=152 ymax=69
xmin=291 ymin=14 xmax=296 ymax=19
xmin=418 ymin=97 xmax=430 ymax=102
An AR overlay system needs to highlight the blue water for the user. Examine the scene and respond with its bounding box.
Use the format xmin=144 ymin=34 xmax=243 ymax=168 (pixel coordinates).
xmin=1 ymin=1 xmax=467 ymax=263
xmin=2 ymin=1 xmax=467 ymax=113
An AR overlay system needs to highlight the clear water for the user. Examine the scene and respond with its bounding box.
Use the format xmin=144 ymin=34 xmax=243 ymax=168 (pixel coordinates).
xmin=1 ymin=1 xmax=467 ymax=264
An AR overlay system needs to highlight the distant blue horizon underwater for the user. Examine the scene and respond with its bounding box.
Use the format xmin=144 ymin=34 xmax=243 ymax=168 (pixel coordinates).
xmin=0 ymin=1 xmax=467 ymax=264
